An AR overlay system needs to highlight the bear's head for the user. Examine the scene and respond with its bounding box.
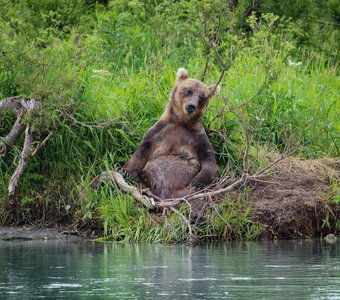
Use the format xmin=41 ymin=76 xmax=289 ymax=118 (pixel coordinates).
xmin=165 ymin=68 xmax=220 ymax=124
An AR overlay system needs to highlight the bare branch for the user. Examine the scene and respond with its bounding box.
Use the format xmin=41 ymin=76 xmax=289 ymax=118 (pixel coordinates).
xmin=170 ymin=206 xmax=196 ymax=243
xmin=99 ymin=169 xmax=248 ymax=209
xmin=200 ymin=53 xmax=210 ymax=82
xmin=252 ymin=146 xmax=303 ymax=178
xmin=31 ymin=131 xmax=53 ymax=156
xmin=8 ymin=125 xmax=34 ymax=196
xmin=230 ymin=78 xmax=268 ymax=111
xmin=0 ymin=98 xmax=39 ymax=158
xmin=148 ymin=75 xmax=169 ymax=102
xmin=187 ymin=175 xmax=248 ymax=201
xmin=208 ymin=74 xmax=269 ymax=128
xmin=1 ymin=98 xmax=39 ymax=196
xmin=62 ymin=110 xmax=115 ymax=128
xmin=208 ymin=65 xmax=227 ymax=98
xmin=98 ymin=171 xmax=155 ymax=208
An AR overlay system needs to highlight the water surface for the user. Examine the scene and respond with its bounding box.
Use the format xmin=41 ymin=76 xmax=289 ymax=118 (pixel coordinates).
xmin=0 ymin=239 xmax=339 ymax=299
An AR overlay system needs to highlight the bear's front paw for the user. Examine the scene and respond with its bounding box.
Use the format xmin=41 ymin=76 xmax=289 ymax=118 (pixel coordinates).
xmin=116 ymin=167 xmax=135 ymax=180
xmin=190 ymin=179 xmax=206 ymax=191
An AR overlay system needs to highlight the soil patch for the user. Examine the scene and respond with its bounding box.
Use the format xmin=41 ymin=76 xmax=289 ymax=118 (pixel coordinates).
xmin=249 ymin=157 xmax=339 ymax=239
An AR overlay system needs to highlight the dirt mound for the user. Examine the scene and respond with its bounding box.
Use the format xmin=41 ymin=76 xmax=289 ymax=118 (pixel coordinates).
xmin=250 ymin=157 xmax=339 ymax=239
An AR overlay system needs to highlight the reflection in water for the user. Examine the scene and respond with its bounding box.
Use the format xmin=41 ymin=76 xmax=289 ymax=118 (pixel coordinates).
xmin=0 ymin=239 xmax=339 ymax=299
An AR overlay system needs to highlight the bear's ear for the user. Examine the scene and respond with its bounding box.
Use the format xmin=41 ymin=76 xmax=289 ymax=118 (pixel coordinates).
xmin=176 ymin=68 xmax=189 ymax=81
xmin=208 ymin=85 xmax=221 ymax=96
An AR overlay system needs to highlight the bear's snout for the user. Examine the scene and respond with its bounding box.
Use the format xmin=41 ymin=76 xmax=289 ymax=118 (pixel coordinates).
xmin=186 ymin=104 xmax=196 ymax=115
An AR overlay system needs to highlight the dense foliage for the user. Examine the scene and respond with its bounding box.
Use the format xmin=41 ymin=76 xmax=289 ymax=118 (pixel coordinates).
xmin=0 ymin=0 xmax=338 ymax=241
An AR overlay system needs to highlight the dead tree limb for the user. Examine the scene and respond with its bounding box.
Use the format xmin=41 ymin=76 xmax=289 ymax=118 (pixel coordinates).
xmin=0 ymin=108 xmax=26 ymax=158
xmin=0 ymin=96 xmax=23 ymax=114
xmin=0 ymin=97 xmax=45 ymax=196
xmin=0 ymin=97 xmax=26 ymax=157
xmin=98 ymin=171 xmax=155 ymax=208
xmin=8 ymin=125 xmax=35 ymax=196
xmin=99 ymin=170 xmax=248 ymax=209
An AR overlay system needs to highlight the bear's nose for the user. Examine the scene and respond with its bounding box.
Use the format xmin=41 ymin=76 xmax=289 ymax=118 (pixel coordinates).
xmin=186 ymin=104 xmax=196 ymax=115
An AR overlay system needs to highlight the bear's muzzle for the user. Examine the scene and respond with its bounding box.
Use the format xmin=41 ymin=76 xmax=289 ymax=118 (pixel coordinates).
xmin=186 ymin=104 xmax=196 ymax=115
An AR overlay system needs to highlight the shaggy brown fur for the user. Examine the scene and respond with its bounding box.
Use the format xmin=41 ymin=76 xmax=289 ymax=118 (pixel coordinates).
xmin=124 ymin=68 xmax=220 ymax=199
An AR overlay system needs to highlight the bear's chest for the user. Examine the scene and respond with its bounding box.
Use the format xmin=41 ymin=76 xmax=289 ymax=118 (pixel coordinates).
xmin=151 ymin=124 xmax=198 ymax=159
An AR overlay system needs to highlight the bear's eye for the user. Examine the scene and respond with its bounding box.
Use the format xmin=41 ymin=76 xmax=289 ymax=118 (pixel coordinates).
xmin=199 ymin=94 xmax=205 ymax=101
xmin=186 ymin=89 xmax=193 ymax=96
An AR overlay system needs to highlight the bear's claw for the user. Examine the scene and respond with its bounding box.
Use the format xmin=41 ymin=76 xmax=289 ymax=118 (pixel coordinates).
xmin=116 ymin=167 xmax=133 ymax=180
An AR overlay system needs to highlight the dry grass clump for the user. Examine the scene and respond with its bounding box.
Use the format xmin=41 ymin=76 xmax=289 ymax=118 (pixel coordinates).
xmin=250 ymin=157 xmax=339 ymax=238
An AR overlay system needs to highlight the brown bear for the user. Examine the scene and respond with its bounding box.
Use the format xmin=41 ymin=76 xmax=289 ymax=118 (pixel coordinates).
xmin=124 ymin=68 xmax=220 ymax=199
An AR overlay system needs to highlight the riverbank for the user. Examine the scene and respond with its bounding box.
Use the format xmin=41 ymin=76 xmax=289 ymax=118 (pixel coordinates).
xmin=1 ymin=157 xmax=338 ymax=243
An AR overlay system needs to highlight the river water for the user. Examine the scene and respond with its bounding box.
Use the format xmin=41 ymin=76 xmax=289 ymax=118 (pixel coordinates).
xmin=0 ymin=239 xmax=339 ymax=299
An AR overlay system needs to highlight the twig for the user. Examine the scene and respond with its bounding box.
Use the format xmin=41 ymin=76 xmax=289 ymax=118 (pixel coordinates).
xmin=187 ymin=175 xmax=248 ymax=201
xmin=208 ymin=75 xmax=269 ymax=128
xmin=208 ymin=65 xmax=227 ymax=98
xmin=31 ymin=131 xmax=53 ymax=156
xmin=201 ymin=53 xmax=210 ymax=82
xmin=148 ymin=75 xmax=169 ymax=101
xmin=247 ymin=177 xmax=281 ymax=185
xmin=62 ymin=110 xmax=114 ymax=128
xmin=252 ymin=146 xmax=303 ymax=177
xmin=170 ymin=206 xmax=195 ymax=243
xmin=311 ymin=20 xmax=340 ymax=27
xmin=231 ymin=79 xmax=268 ymax=111
xmin=213 ymin=205 xmax=232 ymax=230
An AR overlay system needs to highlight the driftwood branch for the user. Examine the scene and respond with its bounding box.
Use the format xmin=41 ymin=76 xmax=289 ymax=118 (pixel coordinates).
xmin=99 ymin=171 xmax=155 ymax=208
xmin=99 ymin=170 xmax=248 ymax=209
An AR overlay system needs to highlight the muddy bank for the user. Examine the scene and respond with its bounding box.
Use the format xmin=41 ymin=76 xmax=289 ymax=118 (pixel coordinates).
xmin=0 ymin=226 xmax=90 ymax=241
xmin=248 ymin=157 xmax=339 ymax=239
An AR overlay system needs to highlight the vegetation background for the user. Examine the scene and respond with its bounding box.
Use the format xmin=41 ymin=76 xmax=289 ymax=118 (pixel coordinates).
xmin=0 ymin=0 xmax=338 ymax=242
